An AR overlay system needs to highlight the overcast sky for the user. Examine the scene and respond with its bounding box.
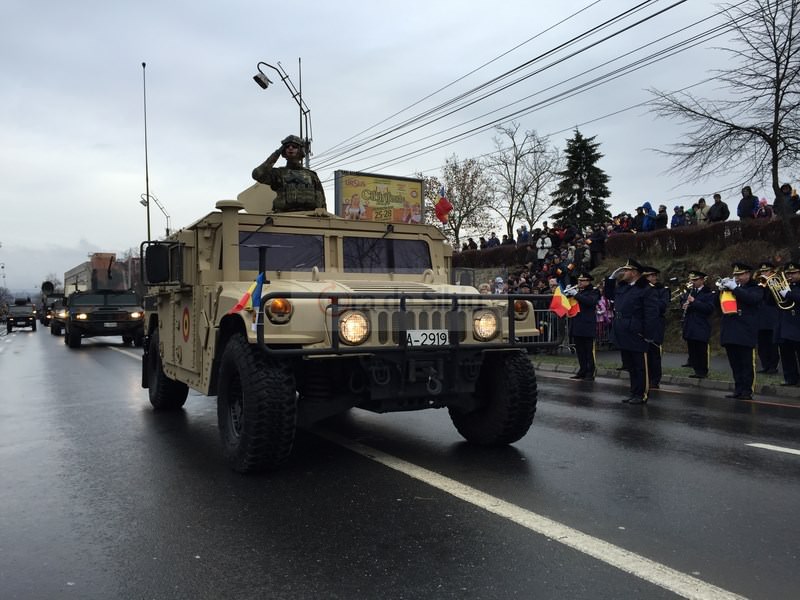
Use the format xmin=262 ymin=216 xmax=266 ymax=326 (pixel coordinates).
xmin=0 ymin=0 xmax=773 ymax=292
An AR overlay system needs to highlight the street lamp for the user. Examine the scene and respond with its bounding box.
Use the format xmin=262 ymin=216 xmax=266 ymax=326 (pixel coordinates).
xmin=253 ymin=59 xmax=312 ymax=167
xmin=141 ymin=61 xmax=151 ymax=240
xmin=140 ymin=193 xmax=171 ymax=237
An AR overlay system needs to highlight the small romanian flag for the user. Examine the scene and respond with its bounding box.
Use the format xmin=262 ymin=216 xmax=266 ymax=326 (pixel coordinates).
xmin=720 ymin=290 xmax=738 ymax=314
xmin=549 ymin=286 xmax=580 ymax=318
xmin=228 ymin=272 xmax=265 ymax=315
xmin=434 ymin=185 xmax=453 ymax=224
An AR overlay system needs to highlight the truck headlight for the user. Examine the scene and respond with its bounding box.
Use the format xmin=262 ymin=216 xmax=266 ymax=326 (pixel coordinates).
xmin=130 ymin=311 xmax=143 ymax=319
xmin=75 ymin=313 xmax=88 ymax=320
xmin=57 ymin=310 xmax=68 ymax=319
xmin=338 ymin=310 xmax=370 ymax=345
xmin=265 ymin=298 xmax=293 ymax=324
xmin=473 ymin=310 xmax=498 ymax=341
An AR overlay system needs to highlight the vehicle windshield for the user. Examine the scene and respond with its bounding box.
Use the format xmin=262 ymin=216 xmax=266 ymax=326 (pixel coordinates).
xmin=343 ymin=237 xmax=432 ymax=274
xmin=106 ymin=293 xmax=140 ymax=306
xmin=238 ymin=232 xmax=325 ymax=272
xmin=70 ymin=294 xmax=106 ymax=307
xmin=70 ymin=293 xmax=139 ymax=307
xmin=9 ymin=305 xmax=34 ymax=316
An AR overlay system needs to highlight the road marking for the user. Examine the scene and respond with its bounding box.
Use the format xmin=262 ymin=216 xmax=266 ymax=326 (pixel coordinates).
xmin=317 ymin=430 xmax=746 ymax=600
xmin=108 ymin=347 xmax=143 ymax=360
xmin=746 ymin=442 xmax=800 ymax=456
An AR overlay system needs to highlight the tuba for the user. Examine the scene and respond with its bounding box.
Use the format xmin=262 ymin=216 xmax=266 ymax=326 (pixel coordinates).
xmin=759 ymin=272 xmax=795 ymax=310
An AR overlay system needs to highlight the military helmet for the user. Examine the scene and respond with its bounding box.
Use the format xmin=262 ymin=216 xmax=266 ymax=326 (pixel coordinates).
xmin=280 ymin=135 xmax=306 ymax=158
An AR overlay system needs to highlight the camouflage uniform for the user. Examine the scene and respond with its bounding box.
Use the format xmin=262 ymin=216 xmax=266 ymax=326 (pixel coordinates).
xmin=252 ymin=135 xmax=326 ymax=212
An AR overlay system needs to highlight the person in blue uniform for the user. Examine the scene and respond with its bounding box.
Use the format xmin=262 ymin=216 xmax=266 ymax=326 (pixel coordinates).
xmin=641 ymin=265 xmax=669 ymax=389
xmin=681 ymin=271 xmax=715 ymax=378
xmin=718 ymin=262 xmax=764 ymax=400
xmin=773 ymin=261 xmax=800 ymax=386
xmin=754 ymin=262 xmax=780 ymax=374
xmin=607 ymin=259 xmax=659 ymax=404
xmin=566 ymin=273 xmax=601 ymax=380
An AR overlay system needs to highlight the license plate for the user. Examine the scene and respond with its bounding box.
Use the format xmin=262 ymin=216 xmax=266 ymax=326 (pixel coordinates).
xmin=104 ymin=322 xmax=116 ymax=328
xmin=406 ymin=329 xmax=449 ymax=346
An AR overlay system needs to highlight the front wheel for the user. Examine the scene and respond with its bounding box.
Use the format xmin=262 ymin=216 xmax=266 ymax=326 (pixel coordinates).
xmin=32 ymin=321 xmax=37 ymax=332
xmin=449 ymin=351 xmax=538 ymax=446
xmin=147 ymin=330 xmax=188 ymax=410
xmin=217 ymin=333 xmax=297 ymax=473
xmin=66 ymin=326 xmax=81 ymax=348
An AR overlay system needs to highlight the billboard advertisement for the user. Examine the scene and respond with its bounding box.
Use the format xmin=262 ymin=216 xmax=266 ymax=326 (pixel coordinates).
xmin=334 ymin=170 xmax=424 ymax=223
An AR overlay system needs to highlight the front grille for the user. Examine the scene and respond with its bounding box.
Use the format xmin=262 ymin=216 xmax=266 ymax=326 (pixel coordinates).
xmin=86 ymin=310 xmax=129 ymax=321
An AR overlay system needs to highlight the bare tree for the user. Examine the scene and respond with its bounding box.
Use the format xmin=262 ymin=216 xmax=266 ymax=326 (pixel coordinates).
xmin=486 ymin=123 xmax=561 ymax=239
xmin=418 ymin=155 xmax=492 ymax=248
xmin=650 ymin=0 xmax=800 ymax=205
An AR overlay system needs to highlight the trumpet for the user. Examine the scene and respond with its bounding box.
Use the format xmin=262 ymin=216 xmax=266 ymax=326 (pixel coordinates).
xmin=714 ymin=277 xmax=735 ymax=291
xmin=759 ymin=271 xmax=795 ymax=310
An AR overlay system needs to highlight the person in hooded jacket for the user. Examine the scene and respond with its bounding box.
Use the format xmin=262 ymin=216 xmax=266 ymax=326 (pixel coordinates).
xmin=565 ymin=273 xmax=601 ymax=380
xmin=640 ymin=202 xmax=656 ymax=232
xmin=737 ymin=186 xmax=759 ymax=219
xmin=653 ymin=205 xmax=668 ymax=230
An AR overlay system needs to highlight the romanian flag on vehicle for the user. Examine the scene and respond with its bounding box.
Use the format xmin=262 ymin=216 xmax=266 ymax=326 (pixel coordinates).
xmin=720 ymin=290 xmax=738 ymax=314
xmin=228 ymin=272 xmax=265 ymax=314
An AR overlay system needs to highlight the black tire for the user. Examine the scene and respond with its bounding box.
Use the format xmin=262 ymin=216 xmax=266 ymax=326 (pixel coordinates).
xmin=217 ymin=333 xmax=297 ymax=473
xmin=51 ymin=322 xmax=62 ymax=336
xmin=32 ymin=321 xmax=37 ymax=332
xmin=133 ymin=331 xmax=144 ymax=347
xmin=147 ymin=331 xmax=188 ymax=410
xmin=122 ymin=335 xmax=133 ymax=346
xmin=6 ymin=324 xmax=11 ymax=334
xmin=449 ymin=351 xmax=538 ymax=446
xmin=66 ymin=327 xmax=81 ymax=348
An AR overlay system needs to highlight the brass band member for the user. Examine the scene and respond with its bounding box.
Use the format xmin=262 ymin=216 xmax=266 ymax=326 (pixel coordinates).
xmin=566 ymin=273 xmax=601 ymax=380
xmin=606 ymin=259 xmax=659 ymax=404
xmin=774 ymin=261 xmax=800 ymax=386
xmin=755 ymin=261 xmax=780 ymax=374
xmin=718 ymin=262 xmax=763 ymax=400
xmin=681 ymin=271 xmax=715 ymax=378
xmin=642 ymin=265 xmax=668 ymax=390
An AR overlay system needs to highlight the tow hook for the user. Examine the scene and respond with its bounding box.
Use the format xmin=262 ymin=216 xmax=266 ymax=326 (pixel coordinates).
xmin=426 ymin=368 xmax=443 ymax=395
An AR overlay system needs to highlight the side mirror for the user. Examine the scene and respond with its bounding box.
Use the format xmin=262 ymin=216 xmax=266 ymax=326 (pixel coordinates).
xmin=145 ymin=244 xmax=170 ymax=284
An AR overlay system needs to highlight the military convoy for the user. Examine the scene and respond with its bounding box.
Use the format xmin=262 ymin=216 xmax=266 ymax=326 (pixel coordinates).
xmin=140 ymin=183 xmax=562 ymax=472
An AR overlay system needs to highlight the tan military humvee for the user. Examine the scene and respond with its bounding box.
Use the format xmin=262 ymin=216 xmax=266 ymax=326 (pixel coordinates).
xmin=141 ymin=184 xmax=561 ymax=472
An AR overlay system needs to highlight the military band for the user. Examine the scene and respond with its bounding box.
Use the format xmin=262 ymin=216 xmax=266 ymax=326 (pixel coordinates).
xmin=567 ymin=258 xmax=800 ymax=403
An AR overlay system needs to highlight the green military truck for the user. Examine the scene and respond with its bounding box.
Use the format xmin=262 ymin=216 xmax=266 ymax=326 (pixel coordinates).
xmin=141 ymin=184 xmax=562 ymax=472
xmin=62 ymin=290 xmax=145 ymax=348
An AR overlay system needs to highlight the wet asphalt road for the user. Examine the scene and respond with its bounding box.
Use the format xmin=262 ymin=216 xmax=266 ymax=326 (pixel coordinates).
xmin=1 ymin=328 xmax=798 ymax=600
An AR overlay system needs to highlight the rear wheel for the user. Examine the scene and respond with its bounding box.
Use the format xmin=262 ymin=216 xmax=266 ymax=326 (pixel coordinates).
xmin=147 ymin=330 xmax=188 ymax=410
xmin=449 ymin=351 xmax=538 ymax=445
xmin=217 ymin=333 xmax=297 ymax=473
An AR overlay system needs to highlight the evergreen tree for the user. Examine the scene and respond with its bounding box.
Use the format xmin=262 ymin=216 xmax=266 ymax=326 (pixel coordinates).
xmin=550 ymin=129 xmax=611 ymax=229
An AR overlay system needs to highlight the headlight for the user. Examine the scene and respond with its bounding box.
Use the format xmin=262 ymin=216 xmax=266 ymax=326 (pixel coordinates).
xmin=57 ymin=310 xmax=68 ymax=318
xmin=130 ymin=311 xmax=143 ymax=319
xmin=75 ymin=313 xmax=88 ymax=320
xmin=265 ymin=298 xmax=293 ymax=324
xmin=473 ymin=310 xmax=499 ymax=341
xmin=338 ymin=310 xmax=370 ymax=345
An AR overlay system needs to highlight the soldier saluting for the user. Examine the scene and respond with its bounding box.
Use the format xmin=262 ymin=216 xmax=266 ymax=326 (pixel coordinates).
xmin=605 ymin=258 xmax=659 ymax=404
xmin=252 ymin=135 xmax=327 ymax=212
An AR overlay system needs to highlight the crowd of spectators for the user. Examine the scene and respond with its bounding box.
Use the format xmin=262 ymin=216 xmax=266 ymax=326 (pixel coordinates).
xmin=458 ymin=183 xmax=800 ymax=312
